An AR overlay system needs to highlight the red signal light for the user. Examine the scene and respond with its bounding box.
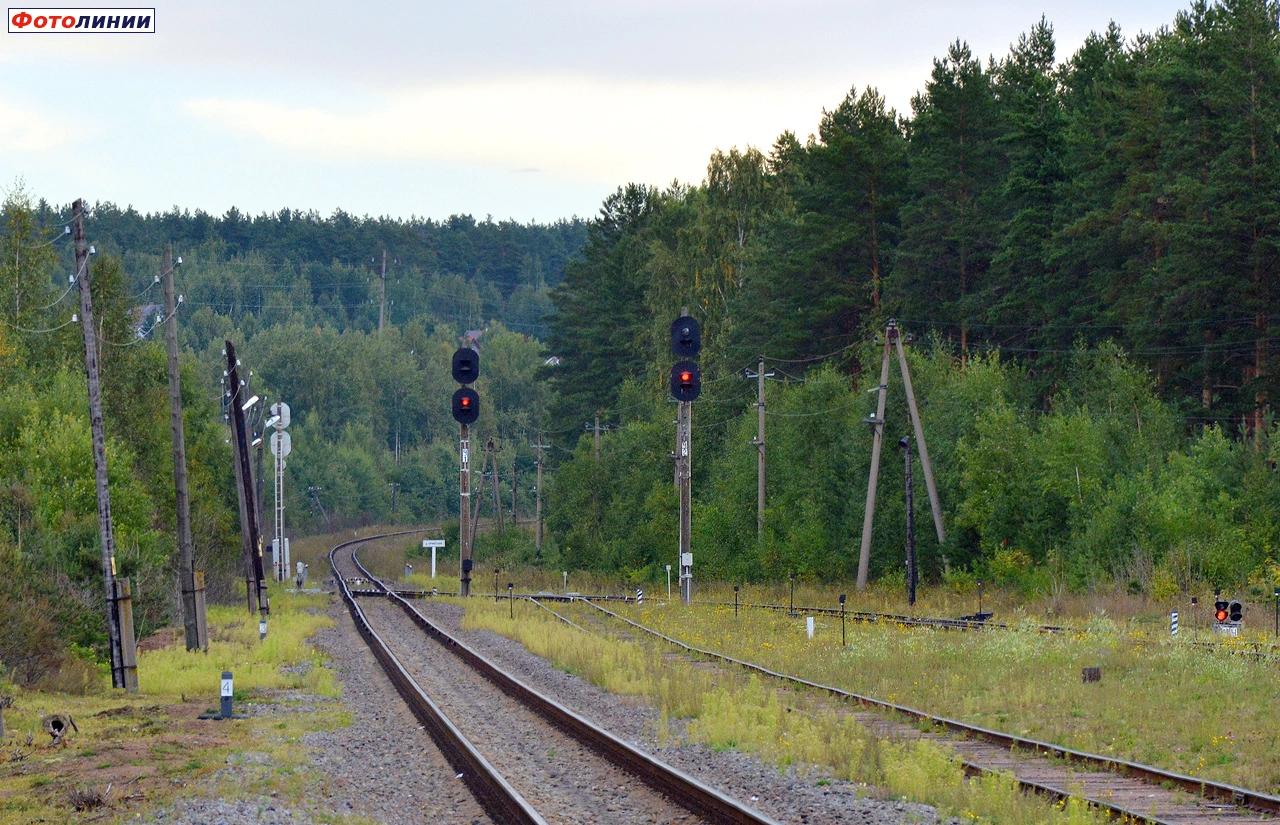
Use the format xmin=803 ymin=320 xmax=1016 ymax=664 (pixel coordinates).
xmin=1216 ymin=609 xmax=1228 ymax=622
xmin=461 ymin=396 xmax=471 ymax=407
xmin=680 ymin=371 xmax=692 ymax=383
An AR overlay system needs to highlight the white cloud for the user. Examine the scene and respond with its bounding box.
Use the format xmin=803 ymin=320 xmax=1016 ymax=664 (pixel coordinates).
xmin=0 ymin=98 xmax=76 ymax=152
xmin=182 ymin=74 xmax=860 ymax=187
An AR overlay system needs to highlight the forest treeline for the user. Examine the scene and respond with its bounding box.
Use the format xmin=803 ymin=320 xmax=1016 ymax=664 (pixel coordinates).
xmin=542 ymin=0 xmax=1280 ymax=594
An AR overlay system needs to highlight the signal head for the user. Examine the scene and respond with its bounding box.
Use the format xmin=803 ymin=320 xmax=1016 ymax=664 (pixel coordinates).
xmin=452 ymin=347 xmax=480 ymax=384
xmin=452 ymin=387 xmax=480 ymax=424
xmin=669 ymin=360 xmax=701 ymax=402
xmin=670 ymin=315 xmax=702 ymax=358
xmin=1229 ymin=600 xmax=1243 ymax=622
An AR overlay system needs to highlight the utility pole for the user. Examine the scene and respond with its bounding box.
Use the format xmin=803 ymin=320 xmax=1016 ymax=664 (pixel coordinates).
xmin=488 ymin=437 xmax=504 ymax=534
xmin=378 ymin=248 xmax=387 ymax=334
xmin=459 ymin=423 xmax=472 ymax=597
xmin=533 ymin=433 xmax=548 ymax=560
xmin=892 ymin=328 xmax=947 ymax=559
xmin=901 ymin=436 xmax=917 ymax=606
xmin=593 ymin=411 xmax=601 ymax=461
xmin=468 ymin=442 xmax=487 ymax=550
xmin=509 ymin=460 xmax=517 ymax=525
xmin=856 ymin=334 xmax=892 ymax=590
xmin=225 ymin=340 xmax=268 ymax=616
xmin=74 ymin=199 xmax=129 ymax=690
xmin=856 ymin=320 xmax=947 ymax=590
xmin=743 ymin=356 xmax=774 ymax=541
xmin=161 ymin=245 xmax=204 ymax=651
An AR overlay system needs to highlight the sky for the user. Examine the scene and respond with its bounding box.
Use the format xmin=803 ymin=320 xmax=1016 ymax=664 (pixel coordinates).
xmin=1 ymin=0 xmax=1189 ymax=223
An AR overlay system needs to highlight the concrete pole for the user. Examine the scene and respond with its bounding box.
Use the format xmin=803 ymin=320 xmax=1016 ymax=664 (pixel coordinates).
xmin=534 ymin=434 xmax=546 ymax=559
xmin=756 ymin=355 xmax=766 ymax=541
xmin=679 ymin=401 xmax=692 ymax=604
xmin=893 ymin=331 xmax=947 ymax=564
xmin=459 ymin=423 xmax=472 ymax=597
xmin=73 ymin=199 xmax=126 ymax=690
xmin=161 ymin=245 xmax=203 ymax=651
xmin=856 ymin=332 xmax=893 ymax=590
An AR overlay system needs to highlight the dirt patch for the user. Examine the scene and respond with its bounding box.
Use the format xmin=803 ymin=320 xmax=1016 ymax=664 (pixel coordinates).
xmin=2 ymin=699 xmax=232 ymax=822
xmin=137 ymin=628 xmax=183 ymax=654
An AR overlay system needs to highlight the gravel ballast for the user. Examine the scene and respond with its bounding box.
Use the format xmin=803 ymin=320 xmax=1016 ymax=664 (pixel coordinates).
xmin=404 ymin=598 xmax=944 ymax=825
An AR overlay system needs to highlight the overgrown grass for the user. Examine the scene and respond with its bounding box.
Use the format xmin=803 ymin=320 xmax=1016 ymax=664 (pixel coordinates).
xmin=585 ymin=601 xmax=1280 ymax=792
xmin=136 ymin=584 xmax=337 ymax=699
xmin=459 ymin=598 xmax=1108 ymax=825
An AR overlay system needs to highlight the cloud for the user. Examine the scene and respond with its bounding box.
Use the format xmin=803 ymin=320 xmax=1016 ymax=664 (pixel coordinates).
xmin=0 ymin=98 xmax=77 ymax=152
xmin=182 ymin=74 xmax=854 ymax=186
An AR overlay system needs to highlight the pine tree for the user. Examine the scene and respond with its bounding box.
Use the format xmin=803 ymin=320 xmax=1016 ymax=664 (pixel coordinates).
xmin=891 ymin=41 xmax=1004 ymax=356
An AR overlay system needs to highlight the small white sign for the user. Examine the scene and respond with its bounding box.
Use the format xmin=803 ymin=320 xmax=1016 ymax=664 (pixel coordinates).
xmin=422 ymin=539 xmax=446 ymax=548
xmin=806 ymin=616 xmax=815 ymax=639
xmin=270 ymin=401 xmax=291 ymax=429
xmin=680 ymin=553 xmax=693 ymax=567
xmin=220 ymin=678 xmax=233 ymax=697
xmin=270 ymin=430 xmax=292 ymax=458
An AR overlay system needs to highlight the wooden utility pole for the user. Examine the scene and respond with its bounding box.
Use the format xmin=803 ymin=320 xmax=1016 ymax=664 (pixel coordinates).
xmin=225 ymin=340 xmax=268 ymax=615
xmin=459 ymin=423 xmax=472 ymax=597
xmin=593 ymin=411 xmax=601 ymax=461
xmin=378 ymin=248 xmax=387 ymax=333
xmin=161 ymin=245 xmax=205 ymax=651
xmin=74 ymin=198 xmax=129 ymax=691
xmin=856 ymin=320 xmax=947 ymax=591
xmin=856 ymin=335 xmax=892 ymax=590
xmin=533 ymin=433 xmax=547 ymax=560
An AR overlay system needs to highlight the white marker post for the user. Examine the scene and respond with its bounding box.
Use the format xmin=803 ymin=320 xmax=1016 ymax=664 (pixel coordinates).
xmin=806 ymin=616 xmax=815 ymax=640
xmin=423 ymin=539 xmax=445 ymax=579
xmin=220 ymin=671 xmax=234 ymax=718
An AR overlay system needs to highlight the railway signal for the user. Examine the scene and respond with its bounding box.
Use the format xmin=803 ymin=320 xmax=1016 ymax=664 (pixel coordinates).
xmin=451 ymin=345 xmax=480 ymax=597
xmin=1229 ymin=600 xmax=1243 ymax=623
xmin=670 ymin=361 xmax=701 ymax=402
xmin=670 ymin=313 xmax=701 ymax=605
xmin=1214 ymin=598 xmax=1229 ymax=623
xmin=670 ymin=315 xmax=701 ymax=358
xmin=452 ymin=347 xmax=480 ymax=384
xmin=452 ymin=387 xmax=480 ymax=424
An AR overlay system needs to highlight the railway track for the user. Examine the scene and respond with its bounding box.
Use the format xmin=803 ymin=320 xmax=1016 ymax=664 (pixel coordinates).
xmin=331 ymin=534 xmax=777 ymax=825
xmin=540 ymin=597 xmax=1279 ymax=825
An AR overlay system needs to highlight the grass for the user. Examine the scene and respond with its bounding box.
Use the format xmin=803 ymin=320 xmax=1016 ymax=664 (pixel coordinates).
xmin=457 ymin=596 xmax=1109 ymax=825
xmin=0 ymin=585 xmax=355 ymax=824
xmin=135 ymin=583 xmax=337 ymax=700
xmin=577 ymin=600 xmax=1280 ymax=793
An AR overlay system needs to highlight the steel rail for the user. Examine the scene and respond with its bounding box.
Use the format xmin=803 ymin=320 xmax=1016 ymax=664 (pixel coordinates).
xmin=348 ymin=544 xmax=778 ymax=825
xmin=578 ymin=598 xmax=1280 ymax=822
xmin=328 ymin=533 xmax=547 ymax=825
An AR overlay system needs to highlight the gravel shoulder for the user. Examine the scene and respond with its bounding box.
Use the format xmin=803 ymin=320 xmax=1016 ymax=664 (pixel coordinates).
xmin=142 ymin=597 xmax=492 ymax=825
xmin=413 ymin=599 xmax=943 ymax=825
